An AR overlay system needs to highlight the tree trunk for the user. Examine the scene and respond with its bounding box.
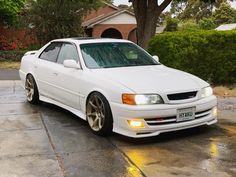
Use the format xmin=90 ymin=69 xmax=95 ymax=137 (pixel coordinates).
xmin=132 ymin=0 xmax=172 ymax=49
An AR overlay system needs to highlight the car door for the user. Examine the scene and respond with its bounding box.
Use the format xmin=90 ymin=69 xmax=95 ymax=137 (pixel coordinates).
xmin=50 ymin=42 xmax=82 ymax=110
xmin=34 ymin=42 xmax=62 ymax=100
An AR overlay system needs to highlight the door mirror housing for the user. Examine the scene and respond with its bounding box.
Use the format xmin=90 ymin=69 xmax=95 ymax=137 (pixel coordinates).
xmin=63 ymin=59 xmax=80 ymax=69
xmin=152 ymin=55 xmax=159 ymax=63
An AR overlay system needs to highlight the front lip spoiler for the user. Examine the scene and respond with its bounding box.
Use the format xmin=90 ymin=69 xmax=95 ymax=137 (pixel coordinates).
xmin=123 ymin=118 xmax=218 ymax=138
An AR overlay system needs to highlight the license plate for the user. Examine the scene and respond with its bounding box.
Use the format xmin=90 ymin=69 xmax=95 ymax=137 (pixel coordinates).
xmin=177 ymin=107 xmax=196 ymax=122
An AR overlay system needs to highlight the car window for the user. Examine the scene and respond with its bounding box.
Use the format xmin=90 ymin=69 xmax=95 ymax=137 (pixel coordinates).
xmin=57 ymin=43 xmax=79 ymax=64
xmin=39 ymin=42 xmax=62 ymax=62
xmin=80 ymin=42 xmax=159 ymax=69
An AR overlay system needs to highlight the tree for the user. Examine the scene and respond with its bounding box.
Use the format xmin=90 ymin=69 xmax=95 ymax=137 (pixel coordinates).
xmin=26 ymin=0 xmax=103 ymax=44
xmin=170 ymin=0 xmax=235 ymax=22
xmin=130 ymin=0 xmax=220 ymax=49
xmin=0 ymin=0 xmax=25 ymax=25
xmin=213 ymin=2 xmax=236 ymax=25
xmin=130 ymin=0 xmax=172 ymax=49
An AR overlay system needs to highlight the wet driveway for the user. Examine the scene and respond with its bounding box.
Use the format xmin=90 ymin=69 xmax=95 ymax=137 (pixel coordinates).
xmin=0 ymin=81 xmax=235 ymax=177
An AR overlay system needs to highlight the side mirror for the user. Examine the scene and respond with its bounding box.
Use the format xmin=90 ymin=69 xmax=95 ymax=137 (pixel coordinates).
xmin=153 ymin=55 xmax=159 ymax=63
xmin=63 ymin=59 xmax=80 ymax=69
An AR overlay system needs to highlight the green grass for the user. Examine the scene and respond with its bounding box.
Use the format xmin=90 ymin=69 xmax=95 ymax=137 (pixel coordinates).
xmin=0 ymin=61 xmax=20 ymax=69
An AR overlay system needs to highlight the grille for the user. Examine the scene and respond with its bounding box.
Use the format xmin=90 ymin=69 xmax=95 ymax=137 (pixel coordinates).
xmin=167 ymin=91 xmax=197 ymax=100
xmin=145 ymin=108 xmax=211 ymax=126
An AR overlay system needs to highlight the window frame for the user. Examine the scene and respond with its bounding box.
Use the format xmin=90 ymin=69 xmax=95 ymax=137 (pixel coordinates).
xmin=39 ymin=42 xmax=63 ymax=62
xmin=56 ymin=42 xmax=80 ymax=65
xmin=39 ymin=41 xmax=83 ymax=69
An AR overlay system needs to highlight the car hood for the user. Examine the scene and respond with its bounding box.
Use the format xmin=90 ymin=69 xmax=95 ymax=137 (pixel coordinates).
xmin=90 ymin=65 xmax=208 ymax=93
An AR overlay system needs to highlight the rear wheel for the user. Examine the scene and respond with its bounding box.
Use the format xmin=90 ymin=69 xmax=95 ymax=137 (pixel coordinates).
xmin=25 ymin=74 xmax=39 ymax=104
xmin=86 ymin=92 xmax=113 ymax=136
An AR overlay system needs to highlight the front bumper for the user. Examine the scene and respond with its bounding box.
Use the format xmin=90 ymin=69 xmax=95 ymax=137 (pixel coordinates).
xmin=110 ymin=95 xmax=217 ymax=138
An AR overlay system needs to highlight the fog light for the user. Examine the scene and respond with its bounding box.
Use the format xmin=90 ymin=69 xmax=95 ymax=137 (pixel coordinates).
xmin=212 ymin=107 xmax=218 ymax=117
xmin=127 ymin=120 xmax=145 ymax=128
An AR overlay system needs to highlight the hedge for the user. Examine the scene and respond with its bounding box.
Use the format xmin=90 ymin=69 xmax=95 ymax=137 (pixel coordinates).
xmin=148 ymin=30 xmax=236 ymax=85
xmin=0 ymin=50 xmax=27 ymax=62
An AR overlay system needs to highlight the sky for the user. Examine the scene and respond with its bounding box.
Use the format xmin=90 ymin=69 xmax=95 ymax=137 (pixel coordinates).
xmin=113 ymin=0 xmax=236 ymax=10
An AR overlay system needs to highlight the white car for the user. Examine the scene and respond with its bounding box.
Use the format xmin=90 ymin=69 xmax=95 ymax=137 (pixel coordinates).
xmin=19 ymin=38 xmax=217 ymax=138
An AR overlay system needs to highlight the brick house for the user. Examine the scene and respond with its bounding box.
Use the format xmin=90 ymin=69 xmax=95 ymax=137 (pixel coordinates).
xmin=0 ymin=2 xmax=137 ymax=50
xmin=82 ymin=2 xmax=137 ymax=43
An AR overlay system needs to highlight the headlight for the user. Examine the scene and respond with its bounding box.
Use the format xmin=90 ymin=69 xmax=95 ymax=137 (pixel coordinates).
xmin=201 ymin=86 xmax=213 ymax=98
xmin=122 ymin=94 xmax=164 ymax=105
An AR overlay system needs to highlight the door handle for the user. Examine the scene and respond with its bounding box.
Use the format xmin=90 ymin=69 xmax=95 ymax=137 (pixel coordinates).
xmin=52 ymin=72 xmax=58 ymax=76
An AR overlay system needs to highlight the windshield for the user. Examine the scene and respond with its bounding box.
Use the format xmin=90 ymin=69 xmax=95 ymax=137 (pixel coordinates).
xmin=80 ymin=42 xmax=159 ymax=69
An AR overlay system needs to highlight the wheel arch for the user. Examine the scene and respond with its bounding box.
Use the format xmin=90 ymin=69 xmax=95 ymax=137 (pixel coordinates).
xmin=24 ymin=73 xmax=35 ymax=87
xmin=85 ymin=90 xmax=113 ymax=122
xmin=85 ymin=90 xmax=110 ymax=108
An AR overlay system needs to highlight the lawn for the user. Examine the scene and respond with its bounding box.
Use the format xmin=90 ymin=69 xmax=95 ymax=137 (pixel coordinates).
xmin=0 ymin=61 xmax=20 ymax=69
xmin=213 ymin=86 xmax=236 ymax=97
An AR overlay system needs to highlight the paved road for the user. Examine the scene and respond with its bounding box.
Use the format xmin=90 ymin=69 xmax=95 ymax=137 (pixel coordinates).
xmin=0 ymin=69 xmax=20 ymax=80
xmin=0 ymin=81 xmax=235 ymax=177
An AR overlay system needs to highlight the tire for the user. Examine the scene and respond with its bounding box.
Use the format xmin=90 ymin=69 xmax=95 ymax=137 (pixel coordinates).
xmin=25 ymin=74 xmax=39 ymax=104
xmin=86 ymin=92 xmax=113 ymax=136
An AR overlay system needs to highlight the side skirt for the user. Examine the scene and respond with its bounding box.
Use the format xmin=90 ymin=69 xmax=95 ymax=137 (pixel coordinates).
xmin=39 ymin=95 xmax=86 ymax=120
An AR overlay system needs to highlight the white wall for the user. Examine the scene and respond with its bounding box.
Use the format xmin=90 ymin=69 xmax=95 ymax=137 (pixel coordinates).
xmin=101 ymin=13 xmax=136 ymax=24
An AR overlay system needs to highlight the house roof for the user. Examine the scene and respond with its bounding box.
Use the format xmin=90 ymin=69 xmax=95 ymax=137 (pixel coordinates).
xmin=215 ymin=23 xmax=236 ymax=31
xmin=102 ymin=1 xmax=120 ymax=10
xmin=82 ymin=3 xmax=135 ymax=28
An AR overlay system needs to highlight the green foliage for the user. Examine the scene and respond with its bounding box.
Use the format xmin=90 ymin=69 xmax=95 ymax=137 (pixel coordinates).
xmin=148 ymin=30 xmax=236 ymax=84
xmin=26 ymin=0 xmax=102 ymax=44
xmin=198 ymin=17 xmax=216 ymax=30
xmin=164 ymin=17 xmax=179 ymax=32
xmin=213 ymin=2 xmax=236 ymax=25
xmin=0 ymin=0 xmax=25 ymax=25
xmin=0 ymin=50 xmax=26 ymax=62
xmin=171 ymin=0 xmax=233 ymax=21
xmin=179 ymin=19 xmax=200 ymax=31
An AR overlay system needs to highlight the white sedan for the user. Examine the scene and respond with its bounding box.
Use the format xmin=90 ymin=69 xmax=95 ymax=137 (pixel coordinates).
xmin=19 ymin=38 xmax=217 ymax=138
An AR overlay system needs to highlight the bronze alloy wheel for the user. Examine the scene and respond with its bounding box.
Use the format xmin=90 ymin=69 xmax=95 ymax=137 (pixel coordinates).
xmin=25 ymin=75 xmax=39 ymax=104
xmin=86 ymin=92 xmax=113 ymax=136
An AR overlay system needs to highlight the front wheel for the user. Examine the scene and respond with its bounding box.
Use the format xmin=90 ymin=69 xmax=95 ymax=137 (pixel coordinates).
xmin=86 ymin=92 xmax=113 ymax=136
xmin=25 ymin=74 xmax=39 ymax=104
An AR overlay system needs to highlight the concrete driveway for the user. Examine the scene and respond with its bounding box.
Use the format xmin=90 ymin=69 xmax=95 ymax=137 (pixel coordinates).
xmin=0 ymin=80 xmax=235 ymax=177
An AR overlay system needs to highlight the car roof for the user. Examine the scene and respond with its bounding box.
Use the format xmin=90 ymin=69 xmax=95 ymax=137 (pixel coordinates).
xmin=51 ymin=37 xmax=132 ymax=45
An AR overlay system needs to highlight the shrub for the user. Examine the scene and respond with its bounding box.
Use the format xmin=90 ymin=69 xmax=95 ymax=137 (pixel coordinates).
xmin=0 ymin=50 xmax=26 ymax=62
xmin=164 ymin=17 xmax=179 ymax=32
xmin=198 ymin=18 xmax=216 ymax=30
xmin=148 ymin=30 xmax=236 ymax=84
xmin=178 ymin=20 xmax=200 ymax=31
xmin=0 ymin=34 xmax=35 ymax=50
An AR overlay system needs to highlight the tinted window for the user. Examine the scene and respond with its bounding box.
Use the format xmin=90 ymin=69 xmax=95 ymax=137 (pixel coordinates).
xmin=57 ymin=43 xmax=79 ymax=64
xmin=40 ymin=42 xmax=62 ymax=62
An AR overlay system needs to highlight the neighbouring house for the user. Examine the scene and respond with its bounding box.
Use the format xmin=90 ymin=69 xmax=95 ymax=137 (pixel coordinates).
xmin=82 ymin=2 xmax=137 ymax=43
xmin=0 ymin=2 xmax=164 ymax=50
xmin=215 ymin=23 xmax=236 ymax=31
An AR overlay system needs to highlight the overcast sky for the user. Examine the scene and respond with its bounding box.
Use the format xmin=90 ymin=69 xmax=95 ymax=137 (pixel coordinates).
xmin=113 ymin=0 xmax=236 ymax=10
